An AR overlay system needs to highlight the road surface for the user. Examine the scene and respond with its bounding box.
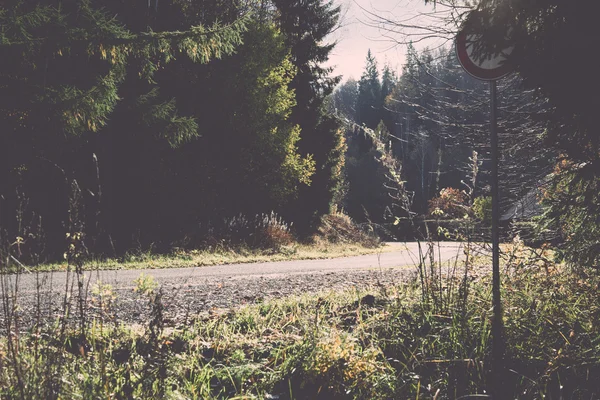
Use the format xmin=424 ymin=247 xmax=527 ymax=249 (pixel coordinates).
xmin=1 ymin=242 xmax=489 ymax=328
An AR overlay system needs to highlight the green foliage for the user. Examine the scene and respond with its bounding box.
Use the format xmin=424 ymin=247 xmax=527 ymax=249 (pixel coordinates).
xmin=539 ymin=165 xmax=600 ymax=268
xmin=238 ymin=25 xmax=316 ymax=201
xmin=273 ymin=0 xmax=344 ymax=235
xmin=331 ymin=53 xmax=404 ymax=225
xmin=376 ymin=119 xmax=390 ymax=149
xmin=475 ymin=0 xmax=599 ymax=166
xmin=477 ymin=1 xmax=600 ymax=265
xmin=193 ymin=21 xmax=314 ymax=208
xmin=344 ymin=123 xmax=403 ymax=224
xmin=472 ymin=196 xmax=492 ymax=224
xmin=501 ymin=253 xmax=600 ymax=398
xmin=136 ymin=88 xmax=199 ymax=148
xmin=212 ymin=21 xmax=315 ymax=205
xmin=0 ymin=1 xmax=345 ymax=256
xmin=380 ymin=63 xmax=396 ymax=103
xmin=92 ymin=18 xmax=315 ymax=252
xmin=134 ymin=272 xmax=159 ymax=296
xmin=0 ymin=0 xmax=247 ymax=136
xmin=0 ymin=0 xmax=249 ymax=256
xmin=330 ymin=78 xmax=358 ymax=121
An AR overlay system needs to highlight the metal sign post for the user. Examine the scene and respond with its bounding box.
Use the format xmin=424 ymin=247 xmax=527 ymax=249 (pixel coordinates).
xmin=489 ymin=80 xmax=504 ymax=395
xmin=456 ymin=13 xmax=513 ymax=398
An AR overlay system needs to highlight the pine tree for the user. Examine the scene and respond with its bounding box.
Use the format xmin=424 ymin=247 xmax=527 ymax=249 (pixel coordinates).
xmin=329 ymin=78 xmax=358 ymax=121
xmin=0 ymin=0 xmax=247 ymax=255
xmin=272 ymin=0 xmax=344 ymax=234
xmin=381 ymin=63 xmax=397 ymax=104
xmin=356 ymin=50 xmax=382 ymax=130
xmin=380 ymin=62 xmax=397 ymax=137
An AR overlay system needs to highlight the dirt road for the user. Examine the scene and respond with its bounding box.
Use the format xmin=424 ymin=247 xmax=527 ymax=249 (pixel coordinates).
xmin=1 ymin=242 xmax=488 ymax=328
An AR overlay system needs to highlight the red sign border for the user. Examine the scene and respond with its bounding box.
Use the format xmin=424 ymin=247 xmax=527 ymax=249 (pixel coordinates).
xmin=455 ymin=29 xmax=513 ymax=81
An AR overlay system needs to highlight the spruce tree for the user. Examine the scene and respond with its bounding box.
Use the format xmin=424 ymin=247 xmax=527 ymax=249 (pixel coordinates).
xmin=330 ymin=78 xmax=358 ymax=121
xmin=381 ymin=63 xmax=397 ymax=105
xmin=356 ymin=50 xmax=382 ymax=130
xmin=380 ymin=62 xmax=397 ymax=137
xmin=272 ymin=0 xmax=344 ymax=234
xmin=144 ymin=20 xmax=315 ymax=239
xmin=0 ymin=0 xmax=247 ymax=255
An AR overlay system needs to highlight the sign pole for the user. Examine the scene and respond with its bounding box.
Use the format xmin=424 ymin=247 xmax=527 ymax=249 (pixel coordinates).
xmin=455 ymin=15 xmax=513 ymax=396
xmin=490 ymin=79 xmax=505 ymax=396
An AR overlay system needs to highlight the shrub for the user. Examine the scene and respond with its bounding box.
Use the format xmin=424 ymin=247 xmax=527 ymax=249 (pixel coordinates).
xmin=196 ymin=211 xmax=294 ymax=250
xmin=472 ymin=196 xmax=492 ymax=224
xmin=428 ymin=187 xmax=469 ymax=219
xmin=253 ymin=211 xmax=294 ymax=249
xmin=316 ymin=208 xmax=380 ymax=247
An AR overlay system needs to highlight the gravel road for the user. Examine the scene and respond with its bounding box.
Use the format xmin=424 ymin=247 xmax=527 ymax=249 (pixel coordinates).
xmin=1 ymin=242 xmax=489 ymax=330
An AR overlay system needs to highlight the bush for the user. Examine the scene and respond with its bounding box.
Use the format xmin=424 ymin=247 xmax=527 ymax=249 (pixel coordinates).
xmin=472 ymin=196 xmax=492 ymax=224
xmin=316 ymin=208 xmax=380 ymax=247
xmin=182 ymin=211 xmax=294 ymax=250
xmin=428 ymin=187 xmax=469 ymax=219
xmin=254 ymin=212 xmax=294 ymax=249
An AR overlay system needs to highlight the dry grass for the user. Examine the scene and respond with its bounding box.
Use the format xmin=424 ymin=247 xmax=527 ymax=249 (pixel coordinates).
xmin=32 ymin=242 xmax=402 ymax=272
xmin=315 ymin=209 xmax=381 ymax=248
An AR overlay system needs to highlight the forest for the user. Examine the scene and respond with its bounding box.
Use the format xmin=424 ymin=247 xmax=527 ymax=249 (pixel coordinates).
xmin=1 ymin=0 xmax=597 ymax=268
xmin=0 ymin=0 xmax=344 ymax=260
xmin=2 ymin=0 xmax=600 ymax=398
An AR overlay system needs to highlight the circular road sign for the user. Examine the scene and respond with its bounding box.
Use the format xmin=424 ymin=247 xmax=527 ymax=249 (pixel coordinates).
xmin=455 ymin=14 xmax=514 ymax=81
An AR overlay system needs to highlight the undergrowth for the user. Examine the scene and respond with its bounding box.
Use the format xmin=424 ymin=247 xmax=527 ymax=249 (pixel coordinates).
xmin=2 ymin=209 xmax=385 ymax=273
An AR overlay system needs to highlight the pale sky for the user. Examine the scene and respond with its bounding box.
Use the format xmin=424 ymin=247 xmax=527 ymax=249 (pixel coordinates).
xmin=326 ymin=0 xmax=455 ymax=81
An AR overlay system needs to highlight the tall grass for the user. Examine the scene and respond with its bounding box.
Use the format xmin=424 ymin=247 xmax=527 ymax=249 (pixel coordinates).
xmin=2 ymin=234 xmax=599 ymax=398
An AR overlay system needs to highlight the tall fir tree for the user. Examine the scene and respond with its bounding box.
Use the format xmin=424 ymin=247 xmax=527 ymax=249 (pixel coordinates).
xmin=84 ymin=1 xmax=312 ymax=251
xmin=356 ymin=50 xmax=382 ymax=130
xmin=380 ymin=62 xmax=397 ymax=136
xmin=0 ymin=0 xmax=247 ymax=256
xmin=330 ymin=78 xmax=358 ymax=121
xmin=272 ymin=0 xmax=344 ymax=234
xmin=380 ymin=63 xmax=397 ymax=104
